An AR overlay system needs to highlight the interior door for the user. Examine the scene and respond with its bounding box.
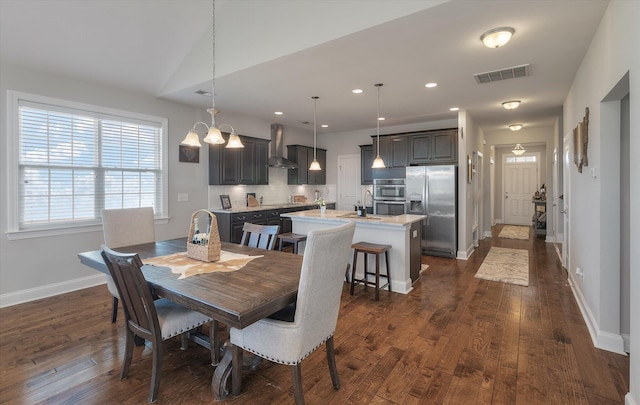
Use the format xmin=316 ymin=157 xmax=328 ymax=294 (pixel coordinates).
xmin=562 ymin=131 xmax=571 ymax=269
xmin=338 ymin=154 xmax=361 ymax=211
xmin=504 ymin=162 xmax=537 ymax=225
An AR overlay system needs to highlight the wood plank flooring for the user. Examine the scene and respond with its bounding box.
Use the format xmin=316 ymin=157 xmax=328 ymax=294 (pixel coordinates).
xmin=0 ymin=225 xmax=629 ymax=404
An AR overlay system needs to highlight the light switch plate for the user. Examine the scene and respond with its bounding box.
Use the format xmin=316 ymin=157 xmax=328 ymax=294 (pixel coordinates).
xmin=177 ymin=193 xmax=189 ymax=202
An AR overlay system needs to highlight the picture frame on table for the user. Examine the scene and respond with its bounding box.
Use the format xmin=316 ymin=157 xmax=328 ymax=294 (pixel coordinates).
xmin=220 ymin=195 xmax=232 ymax=210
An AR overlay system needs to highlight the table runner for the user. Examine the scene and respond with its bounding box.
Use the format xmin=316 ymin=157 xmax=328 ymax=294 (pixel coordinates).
xmin=143 ymin=251 xmax=263 ymax=279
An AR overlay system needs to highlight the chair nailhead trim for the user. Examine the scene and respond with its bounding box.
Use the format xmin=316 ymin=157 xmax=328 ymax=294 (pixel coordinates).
xmin=239 ymin=334 xmax=334 ymax=365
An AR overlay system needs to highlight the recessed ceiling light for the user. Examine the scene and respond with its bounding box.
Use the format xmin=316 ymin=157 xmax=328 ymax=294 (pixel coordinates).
xmin=352 ymin=89 xmax=363 ymax=94
xmin=509 ymin=124 xmax=523 ymax=131
xmin=449 ymin=107 xmax=459 ymax=111
xmin=321 ymin=124 xmax=328 ymax=128
xmin=480 ymin=27 xmax=515 ymax=48
xmin=378 ymin=117 xmax=385 ymax=121
xmin=274 ymin=111 xmax=283 ymax=115
xmin=425 ymin=83 xmax=438 ymax=88
xmin=502 ymin=100 xmax=521 ymax=110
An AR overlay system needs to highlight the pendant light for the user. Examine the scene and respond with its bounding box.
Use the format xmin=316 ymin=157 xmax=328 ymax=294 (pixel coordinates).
xmin=512 ymin=144 xmax=526 ymax=155
xmin=309 ymin=96 xmax=321 ymax=171
xmin=371 ymin=83 xmax=386 ymax=169
xmin=181 ymin=0 xmax=243 ymax=149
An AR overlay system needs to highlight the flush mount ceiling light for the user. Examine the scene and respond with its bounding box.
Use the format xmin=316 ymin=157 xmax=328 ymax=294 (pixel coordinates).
xmin=372 ymin=83 xmax=386 ymax=169
xmin=274 ymin=111 xmax=283 ymax=115
xmin=352 ymin=89 xmax=363 ymax=94
xmin=181 ymin=0 xmax=243 ymax=149
xmin=512 ymin=143 xmax=526 ymax=155
xmin=309 ymin=96 xmax=322 ymax=171
xmin=502 ymin=100 xmax=521 ymax=110
xmin=450 ymin=107 xmax=459 ymax=111
xmin=425 ymin=82 xmax=438 ymax=88
xmin=509 ymin=124 xmax=523 ymax=131
xmin=481 ymin=27 xmax=515 ymax=48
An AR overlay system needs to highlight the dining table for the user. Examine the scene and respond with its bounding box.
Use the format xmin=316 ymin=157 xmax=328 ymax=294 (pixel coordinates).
xmin=78 ymin=237 xmax=303 ymax=400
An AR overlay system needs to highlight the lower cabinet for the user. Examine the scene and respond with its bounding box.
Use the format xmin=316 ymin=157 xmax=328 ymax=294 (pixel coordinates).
xmin=214 ymin=204 xmax=334 ymax=244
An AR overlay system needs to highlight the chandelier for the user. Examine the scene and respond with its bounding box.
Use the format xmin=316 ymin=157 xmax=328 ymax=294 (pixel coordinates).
xmin=512 ymin=144 xmax=526 ymax=155
xmin=181 ymin=0 xmax=243 ymax=149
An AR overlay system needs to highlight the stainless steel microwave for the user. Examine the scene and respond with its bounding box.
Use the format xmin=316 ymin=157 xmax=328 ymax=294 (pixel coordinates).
xmin=373 ymin=178 xmax=405 ymax=201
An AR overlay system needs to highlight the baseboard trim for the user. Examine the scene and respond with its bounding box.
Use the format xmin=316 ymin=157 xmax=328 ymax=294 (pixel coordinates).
xmin=457 ymin=244 xmax=475 ymax=260
xmin=567 ymin=272 xmax=627 ymax=355
xmin=483 ymin=230 xmax=493 ymax=238
xmin=622 ymin=333 xmax=630 ymax=353
xmin=0 ymin=274 xmax=106 ymax=308
xmin=626 ymin=392 xmax=637 ymax=405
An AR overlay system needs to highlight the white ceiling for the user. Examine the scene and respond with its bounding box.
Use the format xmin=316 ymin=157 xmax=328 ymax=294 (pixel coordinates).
xmin=0 ymin=0 xmax=608 ymax=135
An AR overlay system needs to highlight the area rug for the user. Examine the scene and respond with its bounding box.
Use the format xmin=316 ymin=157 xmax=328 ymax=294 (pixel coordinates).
xmin=498 ymin=225 xmax=530 ymax=240
xmin=475 ymin=247 xmax=529 ymax=286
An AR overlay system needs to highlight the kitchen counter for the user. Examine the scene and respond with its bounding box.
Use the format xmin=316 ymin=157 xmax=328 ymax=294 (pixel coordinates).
xmin=210 ymin=202 xmax=334 ymax=214
xmin=282 ymin=209 xmax=426 ymax=294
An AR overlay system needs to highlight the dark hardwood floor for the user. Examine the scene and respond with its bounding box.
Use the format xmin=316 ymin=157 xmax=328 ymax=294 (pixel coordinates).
xmin=0 ymin=225 xmax=629 ymax=404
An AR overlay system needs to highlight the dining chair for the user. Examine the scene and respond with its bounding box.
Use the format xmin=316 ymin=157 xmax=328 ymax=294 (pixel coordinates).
xmin=101 ymin=245 xmax=216 ymax=403
xmin=101 ymin=207 xmax=156 ymax=323
xmin=230 ymin=222 xmax=356 ymax=405
xmin=240 ymin=222 xmax=280 ymax=250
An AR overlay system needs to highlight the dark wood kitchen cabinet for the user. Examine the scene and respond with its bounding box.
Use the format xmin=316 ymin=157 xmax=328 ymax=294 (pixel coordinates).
xmin=373 ymin=135 xmax=408 ymax=168
xmin=409 ymin=129 xmax=457 ymax=164
xmin=287 ymin=145 xmax=326 ymax=185
xmin=360 ymin=144 xmax=374 ymax=185
xmin=209 ymin=135 xmax=269 ymax=185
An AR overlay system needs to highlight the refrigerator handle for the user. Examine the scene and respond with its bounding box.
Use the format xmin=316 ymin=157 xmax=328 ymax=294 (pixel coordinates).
xmin=425 ymin=174 xmax=429 ymax=226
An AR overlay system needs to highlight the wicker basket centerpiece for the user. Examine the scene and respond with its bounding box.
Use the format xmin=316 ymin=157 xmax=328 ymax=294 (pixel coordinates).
xmin=187 ymin=209 xmax=221 ymax=262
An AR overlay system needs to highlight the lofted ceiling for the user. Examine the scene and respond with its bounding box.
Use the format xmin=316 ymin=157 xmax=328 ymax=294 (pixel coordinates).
xmin=0 ymin=0 xmax=608 ymax=135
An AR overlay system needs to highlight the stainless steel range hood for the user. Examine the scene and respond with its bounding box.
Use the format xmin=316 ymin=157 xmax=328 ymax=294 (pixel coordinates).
xmin=268 ymin=123 xmax=298 ymax=169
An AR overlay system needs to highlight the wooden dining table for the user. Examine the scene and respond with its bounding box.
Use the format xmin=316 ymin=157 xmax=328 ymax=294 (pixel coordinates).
xmin=78 ymin=237 xmax=303 ymax=400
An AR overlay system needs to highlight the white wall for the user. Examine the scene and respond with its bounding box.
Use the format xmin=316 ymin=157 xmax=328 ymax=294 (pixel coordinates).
xmin=0 ymin=61 xmax=212 ymax=305
xmin=562 ymin=1 xmax=639 ymax=403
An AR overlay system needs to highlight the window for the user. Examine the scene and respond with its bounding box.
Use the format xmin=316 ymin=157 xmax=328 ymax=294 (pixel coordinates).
xmin=7 ymin=91 xmax=168 ymax=235
xmin=505 ymin=155 xmax=537 ymax=164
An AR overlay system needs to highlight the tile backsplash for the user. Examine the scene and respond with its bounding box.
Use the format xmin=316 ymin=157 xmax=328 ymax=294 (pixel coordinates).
xmin=208 ymin=168 xmax=336 ymax=209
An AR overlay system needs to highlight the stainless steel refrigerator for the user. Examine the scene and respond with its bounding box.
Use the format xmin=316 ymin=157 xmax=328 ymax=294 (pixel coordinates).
xmin=405 ymin=165 xmax=457 ymax=258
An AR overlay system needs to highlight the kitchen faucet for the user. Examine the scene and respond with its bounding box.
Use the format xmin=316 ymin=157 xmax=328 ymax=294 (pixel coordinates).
xmin=362 ymin=189 xmax=372 ymax=209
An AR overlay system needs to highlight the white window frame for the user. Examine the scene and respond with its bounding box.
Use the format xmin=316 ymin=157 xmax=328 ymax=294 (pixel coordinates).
xmin=5 ymin=90 xmax=169 ymax=240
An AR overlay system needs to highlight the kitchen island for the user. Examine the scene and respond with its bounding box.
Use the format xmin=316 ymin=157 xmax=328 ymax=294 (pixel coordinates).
xmin=280 ymin=209 xmax=426 ymax=294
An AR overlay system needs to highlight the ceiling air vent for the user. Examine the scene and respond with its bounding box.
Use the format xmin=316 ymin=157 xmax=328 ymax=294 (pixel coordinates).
xmin=194 ymin=90 xmax=212 ymax=96
xmin=474 ymin=64 xmax=530 ymax=84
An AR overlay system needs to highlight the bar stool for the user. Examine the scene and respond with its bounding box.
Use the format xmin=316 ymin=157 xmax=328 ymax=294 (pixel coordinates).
xmin=350 ymin=242 xmax=391 ymax=301
xmin=278 ymin=232 xmax=307 ymax=254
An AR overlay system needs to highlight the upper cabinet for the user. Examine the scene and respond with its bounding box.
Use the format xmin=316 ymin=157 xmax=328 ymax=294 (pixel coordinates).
xmin=287 ymin=145 xmax=327 ymax=185
xmin=409 ymin=129 xmax=457 ymax=164
xmin=374 ymin=135 xmax=408 ymax=168
xmin=209 ymin=135 xmax=270 ymax=185
xmin=360 ymin=144 xmax=374 ymax=185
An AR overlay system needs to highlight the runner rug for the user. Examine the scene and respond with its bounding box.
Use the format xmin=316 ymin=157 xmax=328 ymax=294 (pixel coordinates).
xmin=498 ymin=225 xmax=530 ymax=240
xmin=475 ymin=247 xmax=529 ymax=286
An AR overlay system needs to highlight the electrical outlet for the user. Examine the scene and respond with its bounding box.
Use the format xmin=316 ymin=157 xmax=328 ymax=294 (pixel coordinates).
xmin=576 ymin=266 xmax=584 ymax=277
xmin=177 ymin=193 xmax=189 ymax=202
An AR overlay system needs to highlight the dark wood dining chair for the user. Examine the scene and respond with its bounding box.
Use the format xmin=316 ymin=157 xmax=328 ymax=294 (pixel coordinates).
xmin=230 ymin=222 xmax=356 ymax=405
xmin=101 ymin=245 xmax=216 ymax=403
xmin=240 ymin=222 xmax=280 ymax=250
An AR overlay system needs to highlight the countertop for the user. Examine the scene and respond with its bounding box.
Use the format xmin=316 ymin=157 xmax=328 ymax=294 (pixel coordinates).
xmin=210 ymin=202 xmax=335 ymax=214
xmin=280 ymin=209 xmax=426 ymax=227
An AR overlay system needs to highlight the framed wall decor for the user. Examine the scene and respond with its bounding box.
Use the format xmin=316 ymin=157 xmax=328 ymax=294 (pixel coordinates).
xmin=179 ymin=145 xmax=199 ymax=163
xmin=573 ymin=107 xmax=589 ymax=173
xmin=219 ymin=194 xmax=232 ymax=210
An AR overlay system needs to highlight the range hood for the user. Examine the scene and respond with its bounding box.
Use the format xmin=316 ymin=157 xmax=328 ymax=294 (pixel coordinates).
xmin=268 ymin=123 xmax=298 ymax=169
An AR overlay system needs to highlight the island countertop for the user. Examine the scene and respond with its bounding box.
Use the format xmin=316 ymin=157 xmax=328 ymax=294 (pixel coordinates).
xmin=280 ymin=209 xmax=426 ymax=227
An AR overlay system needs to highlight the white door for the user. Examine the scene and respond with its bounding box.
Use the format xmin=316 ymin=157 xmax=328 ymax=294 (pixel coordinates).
xmin=562 ymin=131 xmax=571 ymax=269
xmin=337 ymin=154 xmax=360 ymax=211
xmin=504 ymin=162 xmax=537 ymax=225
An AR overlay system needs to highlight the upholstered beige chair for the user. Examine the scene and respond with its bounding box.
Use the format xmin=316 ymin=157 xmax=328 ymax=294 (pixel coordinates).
xmin=240 ymin=222 xmax=280 ymax=250
xmin=230 ymin=222 xmax=356 ymax=405
xmin=101 ymin=207 xmax=156 ymax=322
xmin=101 ymin=246 xmax=215 ymax=403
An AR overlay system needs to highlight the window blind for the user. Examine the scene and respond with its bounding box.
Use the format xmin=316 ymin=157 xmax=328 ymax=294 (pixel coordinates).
xmin=18 ymin=101 xmax=164 ymax=230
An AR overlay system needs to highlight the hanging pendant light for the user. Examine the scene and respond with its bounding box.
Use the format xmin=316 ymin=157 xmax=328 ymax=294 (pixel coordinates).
xmin=512 ymin=143 xmax=526 ymax=155
xmin=309 ymin=96 xmax=321 ymax=171
xmin=181 ymin=0 xmax=242 ymax=148
xmin=372 ymin=83 xmax=386 ymax=168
